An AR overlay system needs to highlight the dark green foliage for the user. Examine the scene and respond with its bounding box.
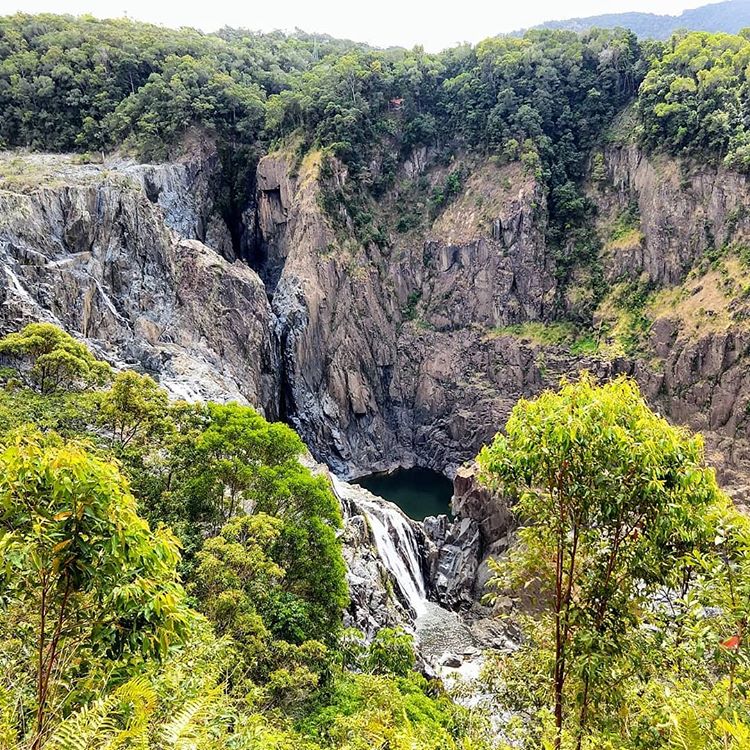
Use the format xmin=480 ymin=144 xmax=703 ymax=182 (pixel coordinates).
xmin=429 ymin=166 xmax=468 ymax=215
xmin=365 ymin=628 xmax=416 ymax=677
xmin=610 ymin=201 xmax=641 ymax=241
xmin=638 ymin=31 xmax=750 ymax=169
xmin=402 ymin=290 xmax=422 ymax=321
xmin=0 ymin=14 xmax=364 ymax=156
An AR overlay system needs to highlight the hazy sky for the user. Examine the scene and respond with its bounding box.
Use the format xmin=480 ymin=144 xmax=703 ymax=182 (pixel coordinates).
xmin=0 ymin=0 xmax=718 ymax=51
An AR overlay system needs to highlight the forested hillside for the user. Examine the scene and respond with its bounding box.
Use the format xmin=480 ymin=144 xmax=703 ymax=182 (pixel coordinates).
xmin=2 ymin=324 xmax=750 ymax=749
xmin=0 ymin=13 xmax=644 ymax=259
xmin=532 ymin=0 xmax=750 ymax=39
xmin=3 ymin=14 xmax=749 ymax=289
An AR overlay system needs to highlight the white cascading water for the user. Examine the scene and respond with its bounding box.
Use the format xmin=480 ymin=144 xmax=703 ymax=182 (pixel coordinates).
xmin=331 ymin=475 xmax=486 ymax=709
xmin=331 ymin=476 xmax=427 ymax=617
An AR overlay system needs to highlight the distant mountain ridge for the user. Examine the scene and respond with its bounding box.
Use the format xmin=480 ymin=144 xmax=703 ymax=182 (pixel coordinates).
xmin=527 ymin=0 xmax=750 ymax=38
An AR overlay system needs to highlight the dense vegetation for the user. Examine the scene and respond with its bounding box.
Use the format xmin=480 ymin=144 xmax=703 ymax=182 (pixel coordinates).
xmin=479 ymin=374 xmax=750 ymax=749
xmin=2 ymin=14 xmax=749 ymax=280
xmin=3 ymin=14 xmax=749 ymax=325
xmin=638 ymin=30 xmax=750 ymax=170
xmin=2 ymin=323 xmax=750 ymax=749
xmin=0 ymin=323 xmax=492 ymax=749
xmin=2 ymin=324 xmax=750 ymax=748
xmin=1 ymin=14 xmax=749 ymax=229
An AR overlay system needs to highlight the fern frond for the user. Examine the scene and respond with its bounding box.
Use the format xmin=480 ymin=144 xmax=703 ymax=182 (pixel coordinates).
xmin=668 ymin=707 xmax=707 ymax=750
xmin=160 ymin=689 xmax=219 ymax=750
xmin=46 ymin=676 xmax=158 ymax=750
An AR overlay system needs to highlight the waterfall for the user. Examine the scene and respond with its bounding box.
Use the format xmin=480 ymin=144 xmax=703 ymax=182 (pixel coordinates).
xmin=332 ymin=476 xmax=427 ymax=617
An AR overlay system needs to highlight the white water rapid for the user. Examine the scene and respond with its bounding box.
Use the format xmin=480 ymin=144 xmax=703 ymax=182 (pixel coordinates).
xmin=332 ymin=476 xmax=428 ymax=616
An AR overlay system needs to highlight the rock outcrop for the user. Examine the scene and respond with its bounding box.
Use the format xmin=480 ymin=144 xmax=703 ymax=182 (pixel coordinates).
xmin=424 ymin=514 xmax=481 ymax=609
xmin=423 ymin=464 xmax=517 ymax=610
xmin=592 ymin=145 xmax=750 ymax=499
xmin=257 ymin=142 xmax=750 ymax=501
xmin=257 ymin=152 xmax=575 ymax=478
xmin=597 ymin=144 xmax=750 ymax=286
xmin=0 ymin=150 xmax=279 ymax=411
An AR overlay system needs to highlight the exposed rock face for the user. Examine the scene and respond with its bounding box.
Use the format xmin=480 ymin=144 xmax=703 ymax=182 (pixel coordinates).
xmin=330 ymin=473 xmax=427 ymax=635
xmin=592 ymin=146 xmax=750 ymax=500
xmin=0 ymin=151 xmax=278 ymax=411
xmin=253 ymin=145 xmax=750 ymax=501
xmin=598 ymin=145 xmax=750 ymax=286
xmin=452 ymin=464 xmax=516 ymax=548
xmin=424 ymin=514 xmax=481 ymax=609
xmin=423 ymin=464 xmax=517 ymax=610
xmin=120 ymin=136 xmax=235 ymax=259
xmin=4 ymin=143 xmax=750 ymax=494
xmin=619 ymin=328 xmax=750 ymax=501
xmin=4 ymin=136 xmax=750 ymax=639
xmin=257 ymin=153 xmax=574 ymax=478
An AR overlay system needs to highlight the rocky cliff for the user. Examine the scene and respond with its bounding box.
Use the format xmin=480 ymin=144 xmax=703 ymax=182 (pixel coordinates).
xmin=258 ymin=150 xmax=581 ymax=478
xmin=3 ymin=137 xmax=750 ymax=502
xmin=591 ymin=144 xmax=750 ymax=500
xmin=3 ymin=133 xmax=750 ymax=635
xmin=0 ymin=147 xmax=278 ymax=411
xmin=258 ymin=142 xmax=750 ymax=501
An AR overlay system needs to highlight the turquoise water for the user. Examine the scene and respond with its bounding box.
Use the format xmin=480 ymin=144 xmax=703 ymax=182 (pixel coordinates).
xmin=354 ymin=467 xmax=453 ymax=521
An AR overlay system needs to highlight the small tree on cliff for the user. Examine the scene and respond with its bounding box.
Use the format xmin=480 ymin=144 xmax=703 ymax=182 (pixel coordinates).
xmin=0 ymin=323 xmax=110 ymax=394
xmin=478 ymin=373 xmax=723 ymax=750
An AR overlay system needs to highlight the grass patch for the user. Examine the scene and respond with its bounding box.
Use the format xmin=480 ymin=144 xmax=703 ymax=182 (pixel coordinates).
xmin=606 ymin=227 xmax=644 ymax=252
xmin=604 ymin=202 xmax=644 ymax=252
xmin=402 ymin=290 xmax=422 ymax=321
xmin=592 ymin=280 xmax=654 ymax=358
xmin=489 ymin=321 xmax=604 ymax=355
xmin=647 ymin=254 xmax=750 ymax=335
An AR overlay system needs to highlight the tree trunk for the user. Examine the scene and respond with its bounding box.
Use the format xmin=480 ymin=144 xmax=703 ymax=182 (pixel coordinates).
xmin=33 ymin=573 xmax=72 ymax=750
xmin=554 ymin=530 xmax=565 ymax=750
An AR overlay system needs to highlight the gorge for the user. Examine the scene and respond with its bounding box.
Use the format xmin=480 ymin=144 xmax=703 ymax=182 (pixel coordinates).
xmin=3 ymin=15 xmax=750 ymax=747
xmin=4 ymin=128 xmax=749 ymax=654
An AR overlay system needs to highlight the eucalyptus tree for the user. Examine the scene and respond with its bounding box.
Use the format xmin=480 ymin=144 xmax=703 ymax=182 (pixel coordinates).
xmin=0 ymin=430 xmax=190 ymax=748
xmin=479 ymin=373 xmax=723 ymax=749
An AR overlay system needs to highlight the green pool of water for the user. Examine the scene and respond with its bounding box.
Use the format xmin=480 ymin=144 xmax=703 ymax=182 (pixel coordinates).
xmin=354 ymin=467 xmax=453 ymax=521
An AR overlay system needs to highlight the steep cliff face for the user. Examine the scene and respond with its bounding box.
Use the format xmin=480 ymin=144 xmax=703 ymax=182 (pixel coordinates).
xmin=251 ymin=139 xmax=750 ymax=502
xmin=0 ymin=150 xmax=278 ymax=411
xmin=258 ymin=151 xmax=571 ymax=477
xmin=4 ymin=137 xmax=750 ymax=636
xmin=592 ymin=145 xmax=750 ymax=499
xmin=598 ymin=145 xmax=750 ymax=286
xmin=629 ymin=330 xmax=750 ymax=499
